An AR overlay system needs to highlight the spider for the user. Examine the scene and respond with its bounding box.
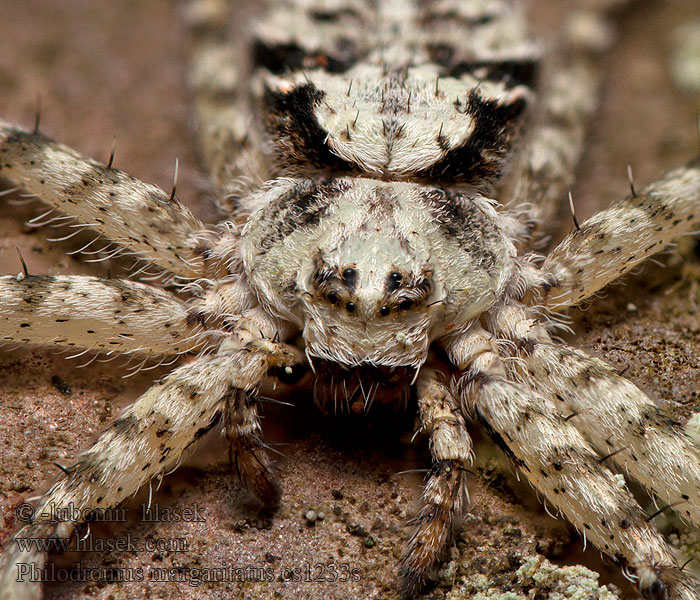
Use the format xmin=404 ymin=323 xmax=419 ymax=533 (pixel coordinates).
xmin=1 ymin=0 xmax=699 ymax=599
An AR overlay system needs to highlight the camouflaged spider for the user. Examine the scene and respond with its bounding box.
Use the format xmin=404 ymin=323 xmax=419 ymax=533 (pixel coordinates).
xmin=1 ymin=0 xmax=700 ymax=599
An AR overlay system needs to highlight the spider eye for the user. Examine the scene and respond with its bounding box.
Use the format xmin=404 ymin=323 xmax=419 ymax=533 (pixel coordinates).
xmin=380 ymin=305 xmax=390 ymax=317
xmin=389 ymin=272 xmax=403 ymax=282
xmin=345 ymin=301 xmax=356 ymax=313
xmin=327 ymin=291 xmax=339 ymax=305
xmin=342 ymin=267 xmax=356 ymax=280
xmin=399 ymin=299 xmax=413 ymax=311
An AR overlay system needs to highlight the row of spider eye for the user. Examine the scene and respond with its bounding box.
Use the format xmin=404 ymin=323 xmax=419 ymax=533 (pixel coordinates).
xmin=325 ymin=271 xmax=414 ymax=316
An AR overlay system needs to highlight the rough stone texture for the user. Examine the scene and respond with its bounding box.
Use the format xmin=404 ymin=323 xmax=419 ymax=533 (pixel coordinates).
xmin=447 ymin=555 xmax=623 ymax=600
xmin=0 ymin=1 xmax=698 ymax=600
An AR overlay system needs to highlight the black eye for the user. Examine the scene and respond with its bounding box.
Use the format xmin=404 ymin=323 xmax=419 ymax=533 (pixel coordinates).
xmin=389 ymin=272 xmax=402 ymax=282
xmin=342 ymin=267 xmax=356 ymax=280
xmin=327 ymin=291 xmax=339 ymax=304
xmin=346 ymin=302 xmax=356 ymax=313
xmin=399 ymin=299 xmax=413 ymax=311
xmin=380 ymin=306 xmax=390 ymax=317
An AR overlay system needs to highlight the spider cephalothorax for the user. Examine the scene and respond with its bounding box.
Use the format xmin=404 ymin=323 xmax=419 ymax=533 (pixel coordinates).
xmin=242 ymin=177 xmax=521 ymax=368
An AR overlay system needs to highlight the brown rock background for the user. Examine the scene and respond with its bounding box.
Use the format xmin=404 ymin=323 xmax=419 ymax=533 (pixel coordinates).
xmin=0 ymin=1 xmax=698 ymax=599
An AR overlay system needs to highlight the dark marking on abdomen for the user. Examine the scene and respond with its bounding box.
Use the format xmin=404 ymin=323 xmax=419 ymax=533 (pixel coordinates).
xmin=416 ymin=90 xmax=527 ymax=183
xmin=263 ymin=83 xmax=358 ymax=171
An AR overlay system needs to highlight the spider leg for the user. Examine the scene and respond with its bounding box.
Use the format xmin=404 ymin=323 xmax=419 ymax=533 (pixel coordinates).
xmin=224 ymin=388 xmax=281 ymax=510
xmin=399 ymin=368 xmax=471 ymax=599
xmin=191 ymin=278 xmax=298 ymax=345
xmin=0 ymin=274 xmax=201 ymax=356
xmin=540 ymin=160 xmax=700 ymax=309
xmin=529 ymin=345 xmax=700 ymax=524
xmin=0 ymin=121 xmax=212 ymax=280
xmin=488 ymin=302 xmax=700 ymax=528
xmin=444 ymin=324 xmax=700 ymax=600
xmin=0 ymin=337 xmax=304 ymax=600
xmin=183 ymin=0 xmax=269 ymax=216
xmin=503 ymin=3 xmax=623 ymax=239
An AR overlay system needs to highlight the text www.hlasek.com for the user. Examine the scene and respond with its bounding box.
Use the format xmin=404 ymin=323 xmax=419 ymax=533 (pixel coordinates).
xmin=14 ymin=532 xmax=188 ymax=554
xmin=16 ymin=563 xmax=362 ymax=586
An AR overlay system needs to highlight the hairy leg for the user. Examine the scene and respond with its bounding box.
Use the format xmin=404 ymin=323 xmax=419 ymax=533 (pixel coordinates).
xmin=183 ymin=0 xmax=269 ymax=215
xmin=527 ymin=344 xmax=700 ymax=524
xmin=0 ymin=336 xmax=303 ymax=600
xmin=488 ymin=302 xmax=700 ymax=527
xmin=540 ymin=160 xmax=700 ymax=308
xmin=502 ymin=2 xmax=625 ymax=239
xmin=399 ymin=369 xmax=471 ymax=599
xmin=224 ymin=388 xmax=280 ymax=510
xmin=445 ymin=325 xmax=700 ymax=600
xmin=0 ymin=121 xmax=211 ymax=279
xmin=0 ymin=274 xmax=200 ymax=356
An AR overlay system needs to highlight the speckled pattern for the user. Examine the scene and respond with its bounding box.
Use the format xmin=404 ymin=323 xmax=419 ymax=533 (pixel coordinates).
xmin=0 ymin=1 xmax=699 ymax=599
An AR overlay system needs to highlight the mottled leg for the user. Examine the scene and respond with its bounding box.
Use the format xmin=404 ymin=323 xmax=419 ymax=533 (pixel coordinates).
xmin=528 ymin=345 xmax=700 ymax=524
xmin=502 ymin=3 xmax=623 ymax=238
xmin=0 ymin=339 xmax=303 ymax=600
xmin=0 ymin=521 xmax=75 ymax=600
xmin=445 ymin=325 xmax=700 ymax=600
xmin=541 ymin=160 xmax=700 ymax=308
xmin=191 ymin=282 xmax=298 ymax=346
xmin=0 ymin=121 xmax=211 ymax=279
xmin=224 ymin=388 xmax=281 ymax=510
xmin=399 ymin=369 xmax=471 ymax=599
xmin=183 ymin=0 xmax=269 ymax=215
xmin=488 ymin=303 xmax=700 ymax=528
xmin=0 ymin=274 xmax=201 ymax=356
